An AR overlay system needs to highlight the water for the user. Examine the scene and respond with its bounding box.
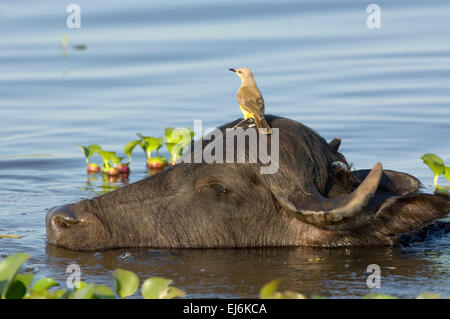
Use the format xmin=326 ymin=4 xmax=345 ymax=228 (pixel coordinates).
xmin=0 ymin=0 xmax=449 ymax=298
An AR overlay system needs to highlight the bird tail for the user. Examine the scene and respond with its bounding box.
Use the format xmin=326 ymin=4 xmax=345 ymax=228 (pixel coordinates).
xmin=254 ymin=116 xmax=271 ymax=135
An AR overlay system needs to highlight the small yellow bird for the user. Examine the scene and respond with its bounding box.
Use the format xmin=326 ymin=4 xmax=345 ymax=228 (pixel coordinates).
xmin=229 ymin=67 xmax=271 ymax=134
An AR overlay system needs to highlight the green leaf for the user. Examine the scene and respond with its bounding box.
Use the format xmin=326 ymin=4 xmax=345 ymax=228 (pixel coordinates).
xmin=276 ymin=291 xmax=307 ymax=299
xmin=0 ymin=253 xmax=29 ymax=298
xmin=417 ymin=292 xmax=442 ymax=299
xmin=435 ymin=186 xmax=449 ymax=196
xmin=110 ymin=155 xmax=123 ymax=167
xmin=138 ymin=140 xmax=147 ymax=153
xmin=48 ymin=289 xmax=69 ymax=299
xmin=98 ymin=150 xmax=115 ymax=162
xmin=164 ymin=287 xmax=185 ymax=299
xmin=124 ymin=140 xmax=140 ymax=163
xmin=98 ymin=151 xmax=116 ymax=170
xmin=112 ymin=269 xmax=139 ymax=298
xmin=77 ymin=281 xmax=88 ymax=290
xmin=93 ymin=285 xmax=116 ymax=299
xmin=157 ymin=137 xmax=164 ymax=151
xmin=78 ymin=145 xmax=91 ymax=163
xmin=14 ymin=273 xmax=34 ymax=289
xmin=88 ymin=144 xmax=102 ymax=154
xmin=141 ymin=277 xmax=184 ymax=299
xmin=444 ymin=166 xmax=450 ymax=182
xmin=164 ymin=128 xmax=176 ymax=143
xmin=165 ymin=127 xmax=193 ymax=146
xmin=5 ymin=280 xmax=27 ymax=299
xmin=142 ymin=137 xmax=161 ymax=154
xmin=70 ymin=283 xmax=94 ymax=299
xmin=362 ymin=292 xmax=399 ymax=299
xmin=259 ymin=279 xmax=280 ymax=299
xmin=421 ymin=153 xmax=445 ymax=177
xmin=33 ymin=278 xmax=59 ymax=292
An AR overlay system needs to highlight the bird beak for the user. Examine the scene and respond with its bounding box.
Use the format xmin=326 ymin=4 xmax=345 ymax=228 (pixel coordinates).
xmin=229 ymin=68 xmax=236 ymax=72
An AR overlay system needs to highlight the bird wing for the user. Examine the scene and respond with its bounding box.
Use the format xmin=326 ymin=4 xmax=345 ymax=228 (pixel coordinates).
xmin=237 ymin=87 xmax=265 ymax=117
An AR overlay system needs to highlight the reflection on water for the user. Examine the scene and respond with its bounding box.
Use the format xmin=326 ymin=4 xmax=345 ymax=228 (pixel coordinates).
xmin=43 ymin=243 xmax=449 ymax=298
xmin=0 ymin=0 xmax=449 ymax=298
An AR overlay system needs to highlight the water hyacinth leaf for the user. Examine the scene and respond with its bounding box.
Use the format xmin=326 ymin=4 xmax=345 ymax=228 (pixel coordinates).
xmin=142 ymin=137 xmax=161 ymax=152
xmin=137 ymin=135 xmax=163 ymax=158
xmin=157 ymin=137 xmax=164 ymax=150
xmin=5 ymin=280 xmax=27 ymax=299
xmin=98 ymin=150 xmax=115 ymax=162
xmin=166 ymin=127 xmax=194 ymax=146
xmin=78 ymin=145 xmax=91 ymax=163
xmin=417 ymin=292 xmax=442 ymax=299
xmin=259 ymin=279 xmax=280 ymax=299
xmin=362 ymin=292 xmax=399 ymax=299
xmin=0 ymin=253 xmax=29 ymax=298
xmin=88 ymin=144 xmax=102 ymax=154
xmin=165 ymin=142 xmax=176 ymax=154
xmin=166 ymin=142 xmax=183 ymax=163
xmin=141 ymin=277 xmax=184 ymax=299
xmin=277 ymin=291 xmax=307 ymax=299
xmin=93 ymin=285 xmax=116 ymax=299
xmin=112 ymin=269 xmax=139 ymax=298
xmin=49 ymin=289 xmax=69 ymax=299
xmin=110 ymin=155 xmax=123 ymax=167
xmin=444 ymin=166 xmax=450 ymax=182
xmin=15 ymin=273 xmax=34 ymax=289
xmin=124 ymin=140 xmax=140 ymax=163
xmin=77 ymin=281 xmax=88 ymax=290
xmin=421 ymin=153 xmax=445 ymax=176
xmin=33 ymin=278 xmax=59 ymax=292
xmin=164 ymin=287 xmax=185 ymax=299
xmin=435 ymin=186 xmax=449 ymax=196
xmin=138 ymin=140 xmax=147 ymax=152
xmin=70 ymin=283 xmax=94 ymax=299
xmin=164 ymin=127 xmax=176 ymax=143
xmin=98 ymin=151 xmax=116 ymax=170
xmin=165 ymin=142 xmax=179 ymax=156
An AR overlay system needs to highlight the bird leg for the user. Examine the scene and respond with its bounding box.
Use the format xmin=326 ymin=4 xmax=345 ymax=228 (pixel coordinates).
xmin=233 ymin=118 xmax=255 ymax=129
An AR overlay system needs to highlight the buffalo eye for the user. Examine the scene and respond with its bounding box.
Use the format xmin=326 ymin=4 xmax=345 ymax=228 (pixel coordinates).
xmin=210 ymin=184 xmax=230 ymax=195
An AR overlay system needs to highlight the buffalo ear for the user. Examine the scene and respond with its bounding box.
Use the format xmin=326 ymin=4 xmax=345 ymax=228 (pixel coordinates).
xmin=352 ymin=169 xmax=421 ymax=195
xmin=328 ymin=137 xmax=341 ymax=152
xmin=369 ymin=193 xmax=450 ymax=235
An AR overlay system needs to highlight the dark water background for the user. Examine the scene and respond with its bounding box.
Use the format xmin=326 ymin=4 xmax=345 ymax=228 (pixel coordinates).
xmin=0 ymin=0 xmax=449 ymax=298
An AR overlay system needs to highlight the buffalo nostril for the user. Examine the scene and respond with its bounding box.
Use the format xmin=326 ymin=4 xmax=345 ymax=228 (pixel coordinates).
xmin=48 ymin=206 xmax=81 ymax=230
xmin=54 ymin=215 xmax=79 ymax=229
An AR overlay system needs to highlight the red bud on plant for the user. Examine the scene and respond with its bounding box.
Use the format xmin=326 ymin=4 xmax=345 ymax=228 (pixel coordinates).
xmin=87 ymin=163 xmax=100 ymax=174
xmin=117 ymin=163 xmax=130 ymax=175
xmin=106 ymin=167 xmax=119 ymax=176
xmin=146 ymin=157 xmax=167 ymax=169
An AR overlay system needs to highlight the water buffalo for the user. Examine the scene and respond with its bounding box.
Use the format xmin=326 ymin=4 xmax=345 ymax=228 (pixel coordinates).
xmin=46 ymin=115 xmax=450 ymax=250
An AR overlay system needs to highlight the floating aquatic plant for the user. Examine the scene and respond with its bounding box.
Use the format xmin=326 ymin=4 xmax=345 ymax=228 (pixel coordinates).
xmin=136 ymin=134 xmax=167 ymax=168
xmin=164 ymin=127 xmax=194 ymax=165
xmin=78 ymin=144 xmax=102 ymax=173
xmin=421 ymin=153 xmax=450 ymax=195
xmin=0 ymin=253 xmax=184 ymax=299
